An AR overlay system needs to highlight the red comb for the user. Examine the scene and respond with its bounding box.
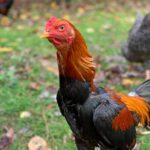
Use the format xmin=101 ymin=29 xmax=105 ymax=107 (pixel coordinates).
xmin=45 ymin=16 xmax=57 ymax=32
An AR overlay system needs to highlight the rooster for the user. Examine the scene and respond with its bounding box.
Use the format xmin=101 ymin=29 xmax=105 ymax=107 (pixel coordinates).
xmin=41 ymin=17 xmax=150 ymax=150
xmin=121 ymin=13 xmax=150 ymax=79
xmin=0 ymin=0 xmax=14 ymax=15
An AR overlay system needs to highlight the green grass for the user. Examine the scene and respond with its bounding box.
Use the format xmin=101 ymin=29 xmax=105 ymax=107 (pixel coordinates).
xmin=0 ymin=7 xmax=150 ymax=150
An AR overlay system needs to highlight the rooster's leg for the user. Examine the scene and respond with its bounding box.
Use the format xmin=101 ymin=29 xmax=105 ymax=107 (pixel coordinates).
xmin=75 ymin=137 xmax=97 ymax=150
xmin=145 ymin=70 xmax=150 ymax=80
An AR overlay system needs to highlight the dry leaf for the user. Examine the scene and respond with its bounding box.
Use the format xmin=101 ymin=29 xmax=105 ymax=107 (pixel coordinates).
xmin=32 ymin=16 xmax=40 ymax=21
xmin=29 ymin=82 xmax=40 ymax=90
xmin=86 ymin=28 xmax=95 ymax=33
xmin=122 ymin=79 xmax=134 ymax=85
xmin=54 ymin=111 xmax=61 ymax=117
xmin=0 ymin=47 xmax=13 ymax=52
xmin=125 ymin=16 xmax=135 ymax=24
xmin=0 ymin=128 xmax=15 ymax=150
xmin=16 ymin=25 xmax=25 ymax=30
xmin=50 ymin=2 xmax=58 ymax=10
xmin=101 ymin=24 xmax=112 ymax=31
xmin=20 ymin=14 xmax=28 ymax=20
xmin=62 ymin=14 xmax=70 ymax=21
xmin=113 ymin=15 xmax=121 ymax=21
xmin=20 ymin=111 xmax=31 ymax=118
xmin=122 ymin=78 xmax=140 ymax=86
xmin=47 ymin=67 xmax=58 ymax=76
xmin=28 ymin=136 xmax=51 ymax=150
xmin=76 ymin=7 xmax=85 ymax=17
xmin=0 ymin=38 xmax=8 ymax=42
xmin=0 ymin=16 xmax=11 ymax=26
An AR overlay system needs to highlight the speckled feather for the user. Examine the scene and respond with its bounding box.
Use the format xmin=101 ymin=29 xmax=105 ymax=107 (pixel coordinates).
xmin=122 ymin=13 xmax=150 ymax=69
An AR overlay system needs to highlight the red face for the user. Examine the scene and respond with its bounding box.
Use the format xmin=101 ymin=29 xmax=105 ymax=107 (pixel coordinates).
xmin=42 ymin=17 xmax=75 ymax=48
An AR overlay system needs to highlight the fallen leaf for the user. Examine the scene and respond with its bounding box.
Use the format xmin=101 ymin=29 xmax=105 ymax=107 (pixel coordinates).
xmin=86 ymin=27 xmax=95 ymax=33
xmin=122 ymin=79 xmax=134 ymax=85
xmin=62 ymin=14 xmax=70 ymax=21
xmin=32 ymin=15 xmax=40 ymax=21
xmin=0 ymin=16 xmax=11 ymax=26
xmin=0 ymin=38 xmax=8 ymax=42
xmin=0 ymin=47 xmax=13 ymax=52
xmin=46 ymin=104 xmax=54 ymax=110
xmin=16 ymin=25 xmax=25 ymax=30
xmin=113 ymin=15 xmax=121 ymax=21
xmin=122 ymin=78 xmax=141 ymax=86
xmin=125 ymin=16 xmax=135 ymax=24
xmin=28 ymin=136 xmax=51 ymax=150
xmin=54 ymin=111 xmax=61 ymax=117
xmin=29 ymin=82 xmax=40 ymax=90
xmin=76 ymin=7 xmax=85 ymax=17
xmin=0 ymin=127 xmax=15 ymax=150
xmin=101 ymin=24 xmax=112 ymax=31
xmin=50 ymin=2 xmax=58 ymax=10
xmin=20 ymin=111 xmax=32 ymax=118
xmin=20 ymin=14 xmax=28 ymax=20
xmin=47 ymin=67 xmax=58 ymax=76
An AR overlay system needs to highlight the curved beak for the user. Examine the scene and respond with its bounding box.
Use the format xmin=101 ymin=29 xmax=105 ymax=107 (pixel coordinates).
xmin=40 ymin=32 xmax=50 ymax=38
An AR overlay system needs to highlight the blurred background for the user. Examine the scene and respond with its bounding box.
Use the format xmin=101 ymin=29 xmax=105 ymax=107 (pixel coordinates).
xmin=0 ymin=0 xmax=150 ymax=150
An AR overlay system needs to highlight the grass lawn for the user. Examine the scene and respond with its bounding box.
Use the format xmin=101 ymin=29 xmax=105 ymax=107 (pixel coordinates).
xmin=0 ymin=4 xmax=150 ymax=150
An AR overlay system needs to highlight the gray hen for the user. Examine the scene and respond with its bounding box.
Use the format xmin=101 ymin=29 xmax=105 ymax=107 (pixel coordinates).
xmin=122 ymin=13 xmax=150 ymax=79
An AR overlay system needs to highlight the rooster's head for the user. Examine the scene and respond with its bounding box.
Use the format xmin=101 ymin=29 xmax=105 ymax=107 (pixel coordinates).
xmin=41 ymin=16 xmax=75 ymax=49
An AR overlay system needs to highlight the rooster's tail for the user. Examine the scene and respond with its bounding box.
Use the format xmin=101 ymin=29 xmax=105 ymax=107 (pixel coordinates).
xmin=128 ymin=79 xmax=150 ymax=128
xmin=128 ymin=79 xmax=150 ymax=104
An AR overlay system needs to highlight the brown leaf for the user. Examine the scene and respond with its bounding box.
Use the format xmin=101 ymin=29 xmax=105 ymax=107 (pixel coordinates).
xmin=50 ymin=2 xmax=58 ymax=10
xmin=0 ymin=38 xmax=8 ymax=42
xmin=20 ymin=14 xmax=28 ymax=20
xmin=0 ymin=128 xmax=15 ymax=150
xmin=0 ymin=17 xmax=11 ymax=26
xmin=47 ymin=67 xmax=58 ymax=76
xmin=122 ymin=78 xmax=141 ymax=86
xmin=122 ymin=79 xmax=134 ymax=85
xmin=16 ymin=25 xmax=25 ymax=30
xmin=62 ymin=14 xmax=70 ymax=21
xmin=0 ymin=48 xmax=13 ymax=52
xmin=46 ymin=104 xmax=54 ymax=110
xmin=76 ymin=7 xmax=85 ymax=17
xmin=28 ymin=136 xmax=51 ymax=150
xmin=29 ymin=82 xmax=40 ymax=90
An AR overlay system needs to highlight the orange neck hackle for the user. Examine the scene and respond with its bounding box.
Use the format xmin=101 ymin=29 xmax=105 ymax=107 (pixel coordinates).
xmin=56 ymin=25 xmax=96 ymax=92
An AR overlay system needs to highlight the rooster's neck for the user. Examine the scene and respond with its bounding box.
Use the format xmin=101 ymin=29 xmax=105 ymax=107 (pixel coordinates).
xmin=56 ymin=28 xmax=96 ymax=92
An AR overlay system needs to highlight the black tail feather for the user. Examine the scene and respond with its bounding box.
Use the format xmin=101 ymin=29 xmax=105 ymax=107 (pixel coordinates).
xmin=129 ymin=79 xmax=150 ymax=103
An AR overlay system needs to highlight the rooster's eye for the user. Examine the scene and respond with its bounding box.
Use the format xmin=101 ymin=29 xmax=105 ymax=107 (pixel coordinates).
xmin=58 ymin=25 xmax=65 ymax=31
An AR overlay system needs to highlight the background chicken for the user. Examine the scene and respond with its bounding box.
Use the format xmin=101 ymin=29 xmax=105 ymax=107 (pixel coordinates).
xmin=42 ymin=17 xmax=150 ymax=150
xmin=0 ymin=0 xmax=14 ymax=15
xmin=121 ymin=13 xmax=150 ymax=79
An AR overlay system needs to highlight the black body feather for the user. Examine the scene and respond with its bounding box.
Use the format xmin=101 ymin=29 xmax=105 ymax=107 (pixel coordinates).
xmin=57 ymin=76 xmax=136 ymax=150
